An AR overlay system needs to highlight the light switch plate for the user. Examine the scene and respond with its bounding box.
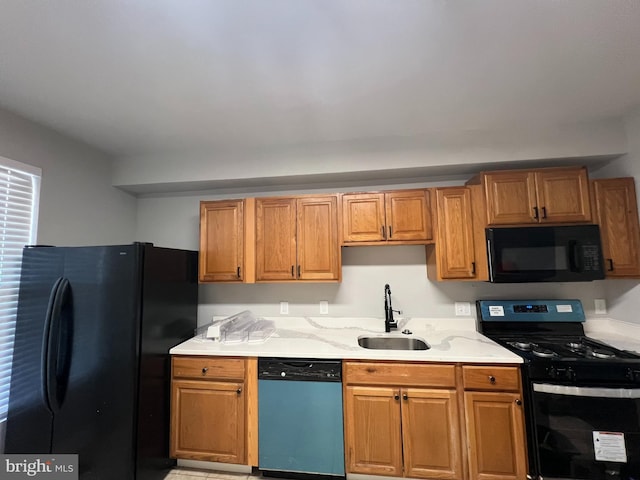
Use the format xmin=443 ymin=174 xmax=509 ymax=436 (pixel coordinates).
xmin=455 ymin=302 xmax=471 ymax=316
xmin=320 ymin=301 xmax=329 ymax=314
xmin=594 ymin=298 xmax=607 ymax=314
xmin=280 ymin=301 xmax=289 ymax=315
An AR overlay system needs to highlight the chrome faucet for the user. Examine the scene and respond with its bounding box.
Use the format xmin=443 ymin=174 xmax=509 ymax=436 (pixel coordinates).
xmin=384 ymin=284 xmax=400 ymax=332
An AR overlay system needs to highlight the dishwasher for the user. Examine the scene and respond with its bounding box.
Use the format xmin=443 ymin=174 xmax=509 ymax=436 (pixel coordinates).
xmin=258 ymin=358 xmax=345 ymax=478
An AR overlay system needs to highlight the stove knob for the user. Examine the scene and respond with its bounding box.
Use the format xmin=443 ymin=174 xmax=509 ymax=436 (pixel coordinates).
xmin=566 ymin=367 xmax=576 ymax=381
xmin=548 ymin=366 xmax=557 ymax=379
xmin=626 ymin=368 xmax=640 ymax=382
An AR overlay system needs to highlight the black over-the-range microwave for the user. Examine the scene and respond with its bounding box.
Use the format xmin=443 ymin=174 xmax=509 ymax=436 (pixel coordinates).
xmin=486 ymin=224 xmax=606 ymax=283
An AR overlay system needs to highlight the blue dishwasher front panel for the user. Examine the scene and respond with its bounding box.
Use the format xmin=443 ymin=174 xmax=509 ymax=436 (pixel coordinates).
xmin=258 ymin=379 xmax=345 ymax=476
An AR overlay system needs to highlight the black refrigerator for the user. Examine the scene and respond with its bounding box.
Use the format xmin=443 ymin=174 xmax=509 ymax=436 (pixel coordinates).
xmin=4 ymin=243 xmax=198 ymax=480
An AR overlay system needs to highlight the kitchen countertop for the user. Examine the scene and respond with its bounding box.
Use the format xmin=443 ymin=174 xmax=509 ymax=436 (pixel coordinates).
xmin=585 ymin=317 xmax=640 ymax=354
xmin=170 ymin=316 xmax=523 ymax=363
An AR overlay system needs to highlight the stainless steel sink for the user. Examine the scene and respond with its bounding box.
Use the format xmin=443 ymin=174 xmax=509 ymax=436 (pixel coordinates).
xmin=357 ymin=336 xmax=430 ymax=350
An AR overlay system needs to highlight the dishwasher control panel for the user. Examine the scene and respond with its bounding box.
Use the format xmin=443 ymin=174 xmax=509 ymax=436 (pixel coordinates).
xmin=258 ymin=358 xmax=342 ymax=382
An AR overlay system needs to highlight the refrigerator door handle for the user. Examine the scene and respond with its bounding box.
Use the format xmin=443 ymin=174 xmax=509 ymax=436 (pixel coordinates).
xmin=41 ymin=278 xmax=63 ymax=412
xmin=41 ymin=277 xmax=71 ymax=413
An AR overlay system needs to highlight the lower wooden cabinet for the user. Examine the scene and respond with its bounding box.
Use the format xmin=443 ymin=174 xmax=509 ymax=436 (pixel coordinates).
xmin=464 ymin=392 xmax=527 ymax=480
xmin=344 ymin=362 xmax=528 ymax=480
xmin=462 ymin=366 xmax=528 ymax=480
xmin=343 ymin=362 xmax=463 ymax=479
xmin=171 ymin=379 xmax=246 ymax=463
xmin=344 ymin=386 xmax=403 ymax=476
xmin=170 ymin=356 xmax=257 ymax=465
xmin=402 ymin=388 xmax=462 ymax=479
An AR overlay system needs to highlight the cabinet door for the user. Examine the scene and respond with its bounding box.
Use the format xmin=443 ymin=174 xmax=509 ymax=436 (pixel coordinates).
xmin=342 ymin=193 xmax=386 ymax=242
xmin=402 ymin=388 xmax=463 ymax=480
xmin=484 ymin=171 xmax=537 ymax=225
xmin=434 ymin=188 xmax=477 ymax=279
xmin=171 ymin=380 xmax=245 ymax=464
xmin=297 ymin=196 xmax=340 ymax=280
xmin=255 ymin=198 xmax=297 ymax=281
xmin=464 ymin=391 xmax=527 ymax=480
xmin=344 ymin=386 xmax=403 ymax=476
xmin=592 ymin=178 xmax=640 ymax=277
xmin=199 ymin=200 xmax=244 ymax=282
xmin=535 ymin=167 xmax=591 ymax=223
xmin=385 ymin=190 xmax=432 ymax=241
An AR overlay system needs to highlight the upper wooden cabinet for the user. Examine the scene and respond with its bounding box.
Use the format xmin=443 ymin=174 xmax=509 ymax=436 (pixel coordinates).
xmin=427 ymin=186 xmax=488 ymax=281
xmin=592 ymin=177 xmax=640 ymax=278
xmin=199 ymin=199 xmax=253 ymax=283
xmin=255 ymin=195 xmax=340 ymax=282
xmin=469 ymin=166 xmax=592 ymax=225
xmin=341 ymin=190 xmax=433 ymax=245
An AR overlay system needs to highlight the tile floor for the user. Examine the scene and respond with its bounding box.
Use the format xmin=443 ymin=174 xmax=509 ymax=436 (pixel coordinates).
xmin=164 ymin=468 xmax=260 ymax=480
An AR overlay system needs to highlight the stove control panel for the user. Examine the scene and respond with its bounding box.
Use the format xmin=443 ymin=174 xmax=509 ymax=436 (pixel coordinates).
xmin=477 ymin=299 xmax=585 ymax=323
xmin=547 ymin=366 xmax=576 ymax=381
xmin=514 ymin=304 xmax=548 ymax=313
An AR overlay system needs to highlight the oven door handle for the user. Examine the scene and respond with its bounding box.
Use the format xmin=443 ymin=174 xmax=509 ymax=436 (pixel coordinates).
xmin=533 ymin=382 xmax=640 ymax=398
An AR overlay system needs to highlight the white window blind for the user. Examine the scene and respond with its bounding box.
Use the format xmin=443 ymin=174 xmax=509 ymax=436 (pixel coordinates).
xmin=0 ymin=157 xmax=40 ymax=424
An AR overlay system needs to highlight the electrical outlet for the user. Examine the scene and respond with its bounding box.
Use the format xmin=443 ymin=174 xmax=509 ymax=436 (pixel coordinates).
xmin=280 ymin=301 xmax=289 ymax=315
xmin=320 ymin=301 xmax=329 ymax=315
xmin=594 ymin=298 xmax=607 ymax=314
xmin=455 ymin=302 xmax=471 ymax=316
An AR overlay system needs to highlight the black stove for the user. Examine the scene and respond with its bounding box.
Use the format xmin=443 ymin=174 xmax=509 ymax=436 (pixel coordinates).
xmin=478 ymin=300 xmax=640 ymax=385
xmin=477 ymin=299 xmax=640 ymax=480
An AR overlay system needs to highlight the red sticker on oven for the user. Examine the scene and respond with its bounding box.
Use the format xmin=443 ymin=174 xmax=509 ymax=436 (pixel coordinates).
xmin=593 ymin=431 xmax=627 ymax=463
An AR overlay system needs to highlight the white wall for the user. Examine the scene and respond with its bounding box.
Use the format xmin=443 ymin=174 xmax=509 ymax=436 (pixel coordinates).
xmin=0 ymin=107 xmax=136 ymax=245
xmin=115 ymin=119 xmax=626 ymax=192
xmin=136 ymin=182 xmax=609 ymax=327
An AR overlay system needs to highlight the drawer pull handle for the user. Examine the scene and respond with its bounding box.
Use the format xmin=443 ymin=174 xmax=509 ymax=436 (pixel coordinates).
xmin=236 ymin=387 xmax=242 ymax=395
xmin=201 ymin=367 xmax=208 ymax=375
xmin=515 ymin=398 xmax=522 ymax=406
xmin=488 ymin=375 xmax=496 ymax=384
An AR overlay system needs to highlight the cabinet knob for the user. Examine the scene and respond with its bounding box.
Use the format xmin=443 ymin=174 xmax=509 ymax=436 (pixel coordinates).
xmin=201 ymin=367 xmax=208 ymax=375
xmin=488 ymin=375 xmax=496 ymax=384
xmin=515 ymin=398 xmax=522 ymax=406
xmin=394 ymin=393 xmax=400 ymax=400
xmin=237 ymin=387 xmax=243 ymax=395
xmin=402 ymin=393 xmax=408 ymax=401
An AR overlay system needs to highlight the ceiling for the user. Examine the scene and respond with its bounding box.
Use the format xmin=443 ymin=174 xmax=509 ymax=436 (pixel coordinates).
xmin=1 ymin=0 xmax=640 ymax=159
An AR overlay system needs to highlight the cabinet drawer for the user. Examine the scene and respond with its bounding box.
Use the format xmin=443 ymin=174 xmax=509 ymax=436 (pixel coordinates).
xmin=344 ymin=361 xmax=456 ymax=388
xmin=172 ymin=356 xmax=245 ymax=381
xmin=462 ymin=365 xmax=520 ymax=391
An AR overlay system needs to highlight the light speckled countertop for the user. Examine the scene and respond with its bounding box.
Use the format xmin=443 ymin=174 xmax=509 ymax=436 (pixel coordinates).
xmin=170 ymin=316 xmax=523 ymax=364
xmin=585 ymin=317 xmax=640 ymax=354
